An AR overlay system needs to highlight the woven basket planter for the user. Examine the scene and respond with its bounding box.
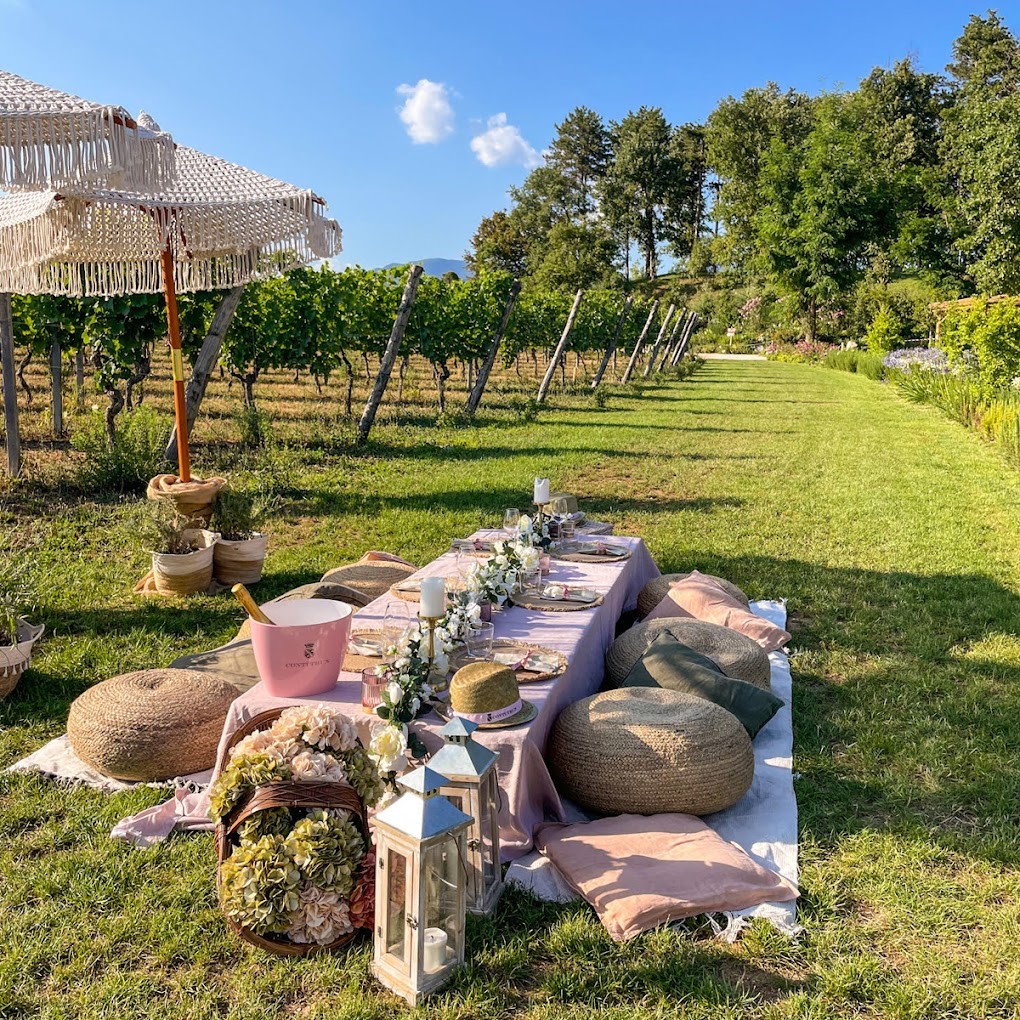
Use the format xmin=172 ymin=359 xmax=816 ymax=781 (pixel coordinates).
xmin=549 ymin=688 xmax=754 ymax=816
xmin=151 ymin=529 xmax=216 ymax=596
xmin=605 ymin=619 xmax=771 ymax=690
xmin=67 ymin=667 xmax=238 ymax=781
xmin=0 ymin=618 xmax=45 ymax=700
xmin=214 ymin=708 xmax=370 ymax=956
xmin=146 ymin=473 xmax=227 ymax=527
xmin=213 ymin=533 xmax=268 ymax=586
xmin=636 ymin=573 xmax=750 ymax=619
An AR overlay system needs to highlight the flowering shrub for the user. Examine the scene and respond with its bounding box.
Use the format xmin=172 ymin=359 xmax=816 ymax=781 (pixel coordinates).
xmin=882 ymin=348 xmax=949 ymax=373
xmin=765 ymin=339 xmax=834 ymax=363
xmin=210 ymin=706 xmax=383 ymax=945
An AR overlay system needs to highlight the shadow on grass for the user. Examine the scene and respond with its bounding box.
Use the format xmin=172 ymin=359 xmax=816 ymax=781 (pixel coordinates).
xmin=663 ymin=551 xmax=1020 ymax=863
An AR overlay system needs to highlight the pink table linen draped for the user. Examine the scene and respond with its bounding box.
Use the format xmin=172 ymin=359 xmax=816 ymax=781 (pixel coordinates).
xmin=115 ymin=533 xmax=659 ymax=857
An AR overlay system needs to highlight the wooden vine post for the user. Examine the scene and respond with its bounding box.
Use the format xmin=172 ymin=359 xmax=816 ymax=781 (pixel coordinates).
xmin=466 ymin=279 xmax=521 ymax=414
xmin=165 ymin=286 xmax=244 ymax=464
xmin=658 ymin=310 xmax=687 ymax=371
xmin=642 ymin=304 xmax=676 ymax=378
xmin=621 ymin=299 xmax=659 ymax=383
xmin=50 ymin=340 xmax=63 ymax=436
xmin=0 ymin=293 xmax=20 ymax=476
xmin=536 ymin=289 xmax=584 ymax=404
xmin=591 ymin=295 xmax=633 ymax=388
xmin=357 ymin=264 xmax=424 ymax=445
xmin=672 ymin=312 xmax=698 ymax=365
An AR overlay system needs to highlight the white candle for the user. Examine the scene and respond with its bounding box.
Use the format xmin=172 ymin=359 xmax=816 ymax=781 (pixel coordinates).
xmin=423 ymin=926 xmax=448 ymax=973
xmin=419 ymin=577 xmax=446 ymax=618
xmin=534 ymin=477 xmax=550 ymax=504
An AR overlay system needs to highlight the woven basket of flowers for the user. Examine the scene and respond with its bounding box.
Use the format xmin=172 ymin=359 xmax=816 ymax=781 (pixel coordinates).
xmin=210 ymin=706 xmax=384 ymax=955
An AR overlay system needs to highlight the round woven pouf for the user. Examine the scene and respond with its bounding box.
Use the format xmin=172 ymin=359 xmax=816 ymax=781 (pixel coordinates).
xmin=605 ymin=618 xmax=771 ymax=690
xmin=319 ymin=562 xmax=417 ymax=602
xmin=68 ymin=669 xmax=238 ymax=781
xmin=636 ymin=573 xmax=750 ymax=619
xmin=549 ymin=688 xmax=754 ymax=816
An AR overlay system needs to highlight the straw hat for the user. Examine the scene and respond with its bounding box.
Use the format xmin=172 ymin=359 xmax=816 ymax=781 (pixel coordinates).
xmin=606 ymin=619 xmax=770 ymax=690
xmin=549 ymin=688 xmax=754 ymax=817
xmin=320 ymin=561 xmax=417 ymax=602
xmin=68 ymin=668 xmax=238 ymax=781
xmin=637 ymin=573 xmax=749 ymax=619
xmin=449 ymin=661 xmax=536 ymax=729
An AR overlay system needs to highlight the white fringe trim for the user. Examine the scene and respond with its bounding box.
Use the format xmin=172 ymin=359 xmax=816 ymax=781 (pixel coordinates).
xmin=1 ymin=107 xmax=176 ymax=191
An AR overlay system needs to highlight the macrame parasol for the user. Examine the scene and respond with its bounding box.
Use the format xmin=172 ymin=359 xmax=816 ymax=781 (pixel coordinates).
xmin=0 ymin=135 xmax=342 ymax=481
xmin=0 ymin=69 xmax=176 ymax=191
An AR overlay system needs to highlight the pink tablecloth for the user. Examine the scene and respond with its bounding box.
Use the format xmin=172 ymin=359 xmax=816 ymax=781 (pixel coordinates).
xmin=115 ymin=534 xmax=659 ymax=858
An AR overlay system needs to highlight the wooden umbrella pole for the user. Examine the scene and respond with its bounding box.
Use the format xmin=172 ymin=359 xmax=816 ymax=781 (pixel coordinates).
xmin=160 ymin=243 xmax=191 ymax=482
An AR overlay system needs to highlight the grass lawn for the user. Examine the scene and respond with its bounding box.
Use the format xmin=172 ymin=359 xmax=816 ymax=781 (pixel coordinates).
xmin=2 ymin=358 xmax=1020 ymax=1019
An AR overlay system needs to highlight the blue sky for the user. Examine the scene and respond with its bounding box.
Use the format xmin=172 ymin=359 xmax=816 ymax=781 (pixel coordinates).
xmin=0 ymin=0 xmax=995 ymax=268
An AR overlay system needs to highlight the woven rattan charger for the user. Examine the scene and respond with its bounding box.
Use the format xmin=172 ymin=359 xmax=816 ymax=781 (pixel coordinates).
xmin=214 ymin=708 xmax=370 ymax=957
xmin=550 ymin=541 xmax=631 ymax=564
xmin=450 ymin=638 xmax=567 ymax=684
xmin=509 ymin=588 xmax=604 ymax=612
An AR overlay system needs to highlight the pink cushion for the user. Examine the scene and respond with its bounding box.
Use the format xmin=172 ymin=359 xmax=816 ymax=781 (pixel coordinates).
xmin=535 ymin=813 xmax=797 ymax=941
xmin=642 ymin=595 xmax=695 ymax=622
xmin=669 ymin=571 xmax=791 ymax=651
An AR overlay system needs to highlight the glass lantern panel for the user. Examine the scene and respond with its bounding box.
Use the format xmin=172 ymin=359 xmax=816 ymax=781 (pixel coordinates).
xmin=422 ymin=836 xmax=463 ymax=973
xmin=444 ymin=790 xmax=465 ymax=815
xmin=479 ymin=775 xmax=496 ymax=888
xmin=385 ymin=846 xmax=409 ymax=966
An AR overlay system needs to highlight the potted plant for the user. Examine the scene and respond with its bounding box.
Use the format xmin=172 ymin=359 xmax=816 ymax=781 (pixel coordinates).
xmin=141 ymin=500 xmax=217 ymax=596
xmin=210 ymin=484 xmax=275 ymax=585
xmin=0 ymin=550 xmax=44 ymax=700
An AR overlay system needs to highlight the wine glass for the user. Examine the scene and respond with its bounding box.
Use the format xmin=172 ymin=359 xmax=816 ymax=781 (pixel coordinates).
xmin=503 ymin=508 xmax=521 ymax=537
xmin=382 ymin=601 xmax=411 ymax=654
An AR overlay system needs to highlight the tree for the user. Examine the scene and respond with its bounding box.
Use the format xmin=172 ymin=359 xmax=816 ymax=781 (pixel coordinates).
xmin=942 ymin=11 xmax=1020 ymax=293
xmin=705 ymin=84 xmax=815 ymax=271
xmin=465 ymin=210 xmax=528 ymax=277
xmin=753 ymin=92 xmax=897 ymax=338
xmin=947 ymin=9 xmax=1020 ymax=93
xmin=546 ymin=106 xmax=611 ymax=218
xmin=530 ymin=221 xmax=619 ymax=293
xmin=600 ymin=107 xmax=675 ymax=278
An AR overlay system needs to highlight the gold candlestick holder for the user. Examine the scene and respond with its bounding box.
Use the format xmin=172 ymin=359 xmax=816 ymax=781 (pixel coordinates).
xmin=418 ymin=613 xmax=444 ymax=665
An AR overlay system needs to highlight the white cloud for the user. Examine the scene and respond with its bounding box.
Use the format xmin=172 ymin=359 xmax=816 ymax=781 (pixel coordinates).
xmin=470 ymin=113 xmax=540 ymax=169
xmin=396 ymin=79 xmax=454 ymax=144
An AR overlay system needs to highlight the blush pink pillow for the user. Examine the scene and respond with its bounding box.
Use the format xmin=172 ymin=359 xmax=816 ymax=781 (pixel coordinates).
xmin=643 ymin=595 xmax=695 ymax=622
xmin=668 ymin=571 xmax=791 ymax=651
xmin=535 ymin=813 xmax=797 ymax=941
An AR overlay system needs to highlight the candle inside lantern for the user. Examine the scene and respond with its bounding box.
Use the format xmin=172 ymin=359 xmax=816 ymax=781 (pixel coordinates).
xmin=423 ymin=926 xmax=448 ymax=973
xmin=419 ymin=577 xmax=446 ymax=618
xmin=533 ymin=477 xmax=550 ymax=504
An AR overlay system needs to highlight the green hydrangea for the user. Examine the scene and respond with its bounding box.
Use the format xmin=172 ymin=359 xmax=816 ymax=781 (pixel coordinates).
xmin=208 ymin=753 xmax=291 ymax=823
xmin=237 ymin=807 xmax=293 ymax=844
xmin=343 ymin=745 xmax=385 ymax=807
xmin=219 ymin=834 xmax=302 ymax=935
xmin=283 ymin=809 xmax=365 ymax=897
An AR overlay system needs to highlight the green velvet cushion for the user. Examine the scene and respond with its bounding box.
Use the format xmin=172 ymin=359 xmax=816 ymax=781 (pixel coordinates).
xmin=623 ymin=631 xmax=783 ymax=737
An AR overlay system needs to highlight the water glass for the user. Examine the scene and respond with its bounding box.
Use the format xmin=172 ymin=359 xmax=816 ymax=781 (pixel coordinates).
xmin=466 ymin=622 xmax=495 ymax=659
xmin=503 ymin=507 xmax=521 ymax=536
xmin=560 ymin=518 xmax=576 ymax=541
xmin=361 ymin=665 xmax=387 ymax=713
xmin=522 ymin=565 xmax=542 ymax=593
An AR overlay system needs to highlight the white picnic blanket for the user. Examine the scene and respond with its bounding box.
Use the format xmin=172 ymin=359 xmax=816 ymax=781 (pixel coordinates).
xmin=506 ymin=599 xmax=800 ymax=940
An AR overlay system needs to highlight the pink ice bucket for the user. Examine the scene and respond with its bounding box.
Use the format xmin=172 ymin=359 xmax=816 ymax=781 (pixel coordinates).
xmin=249 ymin=599 xmax=353 ymax=698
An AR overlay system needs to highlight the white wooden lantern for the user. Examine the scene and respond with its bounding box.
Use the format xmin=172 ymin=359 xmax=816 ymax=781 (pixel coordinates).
xmin=372 ymin=765 xmax=472 ymax=1006
xmin=429 ymin=717 xmax=503 ymax=915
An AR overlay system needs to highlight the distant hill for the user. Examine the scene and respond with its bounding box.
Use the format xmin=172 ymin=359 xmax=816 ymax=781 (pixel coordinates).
xmin=382 ymin=258 xmax=473 ymax=279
